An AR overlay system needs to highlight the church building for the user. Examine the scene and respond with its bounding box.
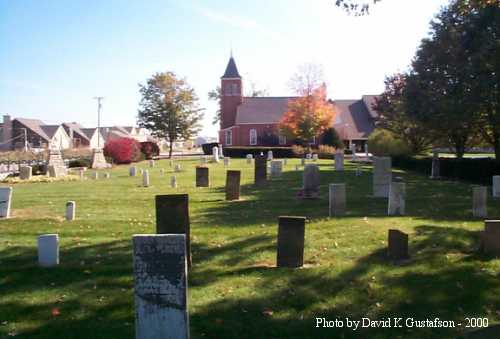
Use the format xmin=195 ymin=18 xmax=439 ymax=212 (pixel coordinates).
xmin=218 ymin=56 xmax=380 ymax=151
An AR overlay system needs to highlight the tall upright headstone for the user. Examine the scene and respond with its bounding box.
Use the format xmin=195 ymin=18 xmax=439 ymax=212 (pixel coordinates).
xmin=155 ymin=194 xmax=191 ymax=267
xmin=277 ymin=216 xmax=306 ymax=268
xmin=302 ymin=164 xmax=320 ymax=199
xmin=129 ymin=166 xmax=137 ymax=177
xmin=472 ymin=186 xmax=487 ymax=218
xmin=388 ymin=229 xmax=409 ymax=260
xmin=492 ymin=176 xmax=500 ymax=198
xmin=270 ymin=160 xmax=283 ymax=179
xmin=48 ymin=149 xmax=66 ymax=174
xmin=79 ymin=169 xmax=85 ymax=180
xmin=329 ymin=184 xmax=346 ymax=217
xmin=482 ymin=220 xmax=500 ymax=255
xmin=364 ymin=143 xmax=369 ymax=158
xmin=170 ymin=175 xmax=177 ymax=188
xmin=373 ymin=157 xmax=392 ymax=197
xmin=196 ymin=167 xmax=209 ymax=187
xmin=92 ymin=172 xmax=99 ymax=180
xmin=218 ymin=145 xmax=224 ymax=159
xmin=430 ymin=151 xmax=440 ymax=179
xmin=246 ymin=154 xmax=253 ymax=164
xmin=143 ymin=170 xmax=150 ymax=187
xmin=351 ymin=144 xmax=357 ymax=161
xmin=212 ymin=146 xmax=220 ymax=163
xmin=90 ymin=149 xmax=109 ymax=169
xmin=267 ymin=150 xmax=273 ymax=161
xmin=0 ymin=187 xmax=13 ymax=218
xmin=225 ymin=170 xmax=241 ymax=201
xmin=65 ymin=201 xmax=76 ymax=221
xmin=254 ymin=155 xmax=267 ymax=186
xmin=133 ymin=234 xmax=189 ymax=339
xmin=38 ymin=234 xmax=59 ymax=267
xmin=334 ymin=152 xmax=344 ymax=171
xmin=19 ymin=166 xmax=32 ymax=180
xmin=388 ymin=182 xmax=406 ymax=216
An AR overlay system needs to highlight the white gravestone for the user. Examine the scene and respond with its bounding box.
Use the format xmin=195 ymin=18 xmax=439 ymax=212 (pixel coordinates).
xmin=365 ymin=143 xmax=369 ymax=158
xmin=312 ymin=154 xmax=318 ymax=161
xmin=170 ymin=176 xmax=177 ymax=188
xmin=92 ymin=172 xmax=99 ymax=180
xmin=0 ymin=187 xmax=13 ymax=218
xmin=267 ymin=150 xmax=273 ymax=161
xmin=175 ymin=164 xmax=182 ymax=173
xmin=143 ymin=170 xmax=150 ymax=187
xmin=149 ymin=160 xmax=155 ymax=168
xmin=246 ymin=154 xmax=253 ymax=164
xmin=133 ymin=234 xmax=189 ymax=339
xmin=388 ymin=182 xmax=406 ymax=216
xmin=38 ymin=234 xmax=59 ymax=267
xmin=79 ymin=169 xmax=85 ymax=180
xmin=351 ymin=144 xmax=357 ymax=161
xmin=104 ymin=173 xmax=110 ymax=179
xmin=224 ymin=157 xmax=230 ymax=167
xmin=65 ymin=201 xmax=76 ymax=221
xmin=373 ymin=157 xmax=392 ymax=198
xmin=335 ymin=152 xmax=344 ymax=171
xmin=160 ymin=169 xmax=165 ymax=176
xmin=212 ymin=146 xmax=220 ymax=163
xmin=329 ymin=184 xmax=346 ymax=217
xmin=129 ymin=166 xmax=137 ymax=177
xmin=270 ymin=160 xmax=283 ymax=179
xmin=219 ymin=145 xmax=224 ymax=159
xmin=493 ymin=176 xmax=500 ymax=198
xmin=473 ymin=186 xmax=488 ymax=218
xmin=306 ymin=153 xmax=312 ymax=160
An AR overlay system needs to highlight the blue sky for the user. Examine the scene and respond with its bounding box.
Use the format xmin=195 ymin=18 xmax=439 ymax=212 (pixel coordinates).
xmin=0 ymin=0 xmax=449 ymax=137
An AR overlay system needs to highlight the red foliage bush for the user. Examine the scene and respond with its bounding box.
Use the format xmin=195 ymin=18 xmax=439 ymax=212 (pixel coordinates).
xmin=140 ymin=141 xmax=160 ymax=160
xmin=103 ymin=137 xmax=142 ymax=164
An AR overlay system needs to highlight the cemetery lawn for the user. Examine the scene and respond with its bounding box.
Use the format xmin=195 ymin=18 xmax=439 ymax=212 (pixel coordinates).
xmin=1 ymin=158 xmax=500 ymax=339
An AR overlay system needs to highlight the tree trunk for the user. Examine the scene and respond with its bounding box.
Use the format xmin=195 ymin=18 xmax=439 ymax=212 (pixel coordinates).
xmin=494 ymin=132 xmax=500 ymax=160
xmin=169 ymin=140 xmax=174 ymax=159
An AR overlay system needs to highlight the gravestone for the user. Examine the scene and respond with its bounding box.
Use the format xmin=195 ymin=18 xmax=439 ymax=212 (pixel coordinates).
xmin=65 ymin=201 xmax=76 ymax=221
xmin=302 ymin=164 xmax=320 ymax=199
xmin=129 ymin=166 xmax=137 ymax=177
xmin=312 ymin=154 xmax=318 ymax=161
xmin=92 ymin=172 xmax=98 ymax=180
xmin=90 ymin=149 xmax=109 ymax=169
xmin=364 ymin=143 xmax=369 ymax=158
xmin=19 ymin=166 xmax=32 ymax=180
xmin=472 ymin=186 xmax=487 ymax=218
xmin=351 ymin=144 xmax=357 ymax=161
xmin=306 ymin=153 xmax=312 ymax=160
xmin=283 ymin=158 xmax=287 ymax=166
xmin=170 ymin=175 xmax=177 ymax=188
xmin=254 ymin=155 xmax=267 ymax=186
xmin=267 ymin=150 xmax=273 ymax=161
xmin=224 ymin=157 xmax=230 ymax=167
xmin=133 ymin=234 xmax=189 ymax=339
xmin=277 ymin=216 xmax=306 ymax=268
xmin=212 ymin=146 xmax=220 ymax=163
xmin=355 ymin=164 xmax=361 ymax=176
xmin=175 ymin=164 xmax=182 ymax=172
xmin=329 ymin=184 xmax=346 ymax=217
xmin=149 ymin=160 xmax=155 ymax=167
xmin=388 ymin=229 xmax=409 ymax=260
xmin=430 ymin=151 xmax=440 ymax=179
xmin=373 ymin=157 xmax=392 ymax=197
xmin=295 ymin=165 xmax=300 ymax=171
xmin=79 ymin=169 xmax=84 ymax=180
xmin=388 ymin=182 xmax=406 ymax=216
xmin=48 ymin=165 xmax=63 ymax=178
xmin=301 ymin=158 xmax=305 ymax=166
xmin=196 ymin=167 xmax=209 ymax=187
xmin=0 ymin=187 xmax=12 ymax=218
xmin=246 ymin=154 xmax=253 ymax=164
xmin=334 ymin=152 xmax=344 ymax=171
xmin=48 ymin=149 xmax=67 ymax=175
xmin=155 ymin=194 xmax=191 ymax=267
xmin=104 ymin=172 xmax=110 ymax=179
xmin=140 ymin=168 xmax=144 ymax=175
xmin=143 ymin=170 xmax=150 ymax=187
xmin=219 ymin=145 xmax=224 ymax=159
xmin=482 ymin=220 xmax=500 ymax=255
xmin=160 ymin=168 xmax=165 ymax=176
xmin=493 ymin=176 xmax=500 ymax=198
xmin=38 ymin=234 xmax=59 ymax=267
xmin=169 ymin=160 xmax=174 ymax=167
xmin=225 ymin=170 xmax=241 ymax=201
xmin=270 ymin=160 xmax=283 ymax=179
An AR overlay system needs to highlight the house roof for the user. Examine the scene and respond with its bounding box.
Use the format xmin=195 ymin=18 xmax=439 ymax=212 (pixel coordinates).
xmin=235 ymin=97 xmax=297 ymax=124
xmin=332 ymin=99 xmax=376 ymax=140
xmin=62 ymin=122 xmax=90 ymax=142
xmin=40 ymin=125 xmax=62 ymax=139
xmin=362 ymin=95 xmax=380 ymax=119
xmin=222 ymin=56 xmax=241 ymax=78
xmin=15 ymin=118 xmax=50 ymax=141
xmin=81 ymin=128 xmax=98 ymax=139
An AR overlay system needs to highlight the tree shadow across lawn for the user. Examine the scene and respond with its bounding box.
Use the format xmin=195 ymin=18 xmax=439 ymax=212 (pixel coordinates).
xmin=190 ymin=224 xmax=500 ymax=339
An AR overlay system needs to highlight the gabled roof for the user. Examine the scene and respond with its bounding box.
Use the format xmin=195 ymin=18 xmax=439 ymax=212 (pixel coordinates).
xmin=221 ymin=56 xmax=241 ymax=78
xmin=63 ymin=122 xmax=90 ymax=142
xmin=332 ymin=99 xmax=376 ymax=140
xmin=235 ymin=97 xmax=297 ymax=124
xmin=362 ymin=95 xmax=380 ymax=119
xmin=40 ymin=125 xmax=63 ymax=139
xmin=15 ymin=118 xmax=50 ymax=141
xmin=81 ymin=128 xmax=98 ymax=139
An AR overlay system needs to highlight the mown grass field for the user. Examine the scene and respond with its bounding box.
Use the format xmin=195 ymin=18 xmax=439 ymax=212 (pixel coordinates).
xmin=0 ymin=158 xmax=499 ymax=339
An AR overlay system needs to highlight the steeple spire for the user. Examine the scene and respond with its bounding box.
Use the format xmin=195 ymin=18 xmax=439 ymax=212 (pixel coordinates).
xmin=221 ymin=54 xmax=241 ymax=79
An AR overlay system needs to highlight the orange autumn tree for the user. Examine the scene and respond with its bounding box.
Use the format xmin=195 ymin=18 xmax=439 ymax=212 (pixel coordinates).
xmin=280 ymin=64 xmax=335 ymax=150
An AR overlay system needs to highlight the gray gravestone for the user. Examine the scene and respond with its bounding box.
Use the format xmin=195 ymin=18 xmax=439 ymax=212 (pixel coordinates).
xmin=0 ymin=187 xmax=12 ymax=218
xmin=196 ymin=167 xmax=209 ymax=187
xmin=155 ymin=194 xmax=191 ymax=267
xmin=388 ymin=229 xmax=409 ymax=260
xmin=306 ymin=153 xmax=312 ymax=160
xmin=224 ymin=157 xmax=230 ymax=167
xmin=104 ymin=172 xmax=110 ymax=179
xmin=149 ymin=159 xmax=155 ymax=167
xmin=133 ymin=234 xmax=189 ymax=339
xmin=143 ymin=170 xmax=150 ymax=187
xmin=254 ymin=155 xmax=267 ymax=186
xmin=92 ymin=172 xmax=99 ymax=180
xmin=129 ymin=166 xmax=137 ymax=177
xmin=38 ymin=234 xmax=59 ymax=267
xmin=175 ymin=164 xmax=182 ymax=172
xmin=334 ymin=152 xmax=344 ymax=171
xmin=388 ymin=182 xmax=406 ymax=216
xmin=472 ymin=186 xmax=487 ymax=218
xmin=19 ymin=166 xmax=32 ymax=180
xmin=482 ymin=220 xmax=500 ymax=255
xmin=160 ymin=168 xmax=165 ymax=176
xmin=225 ymin=170 xmax=241 ymax=201
xmin=267 ymin=150 xmax=273 ymax=161
xmin=329 ymin=184 xmax=346 ymax=217
xmin=301 ymin=158 xmax=305 ymax=166
xmin=270 ymin=160 xmax=283 ymax=179
xmin=373 ymin=157 xmax=392 ymax=197
xmin=493 ymin=176 xmax=500 ymax=198
xmin=219 ymin=145 xmax=224 ymax=159
xmin=65 ymin=201 xmax=76 ymax=221
xmin=303 ymin=164 xmax=320 ymax=199
xmin=430 ymin=151 xmax=440 ymax=179
xmin=79 ymin=169 xmax=84 ymax=180
xmin=277 ymin=216 xmax=306 ymax=268
xmin=364 ymin=143 xmax=369 ymax=158
xmin=351 ymin=144 xmax=357 ymax=161
xmin=246 ymin=154 xmax=253 ymax=164
xmin=170 ymin=175 xmax=177 ymax=188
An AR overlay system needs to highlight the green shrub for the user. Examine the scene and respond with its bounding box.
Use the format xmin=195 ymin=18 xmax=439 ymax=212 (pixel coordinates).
xmin=68 ymin=159 xmax=91 ymax=168
xmin=368 ymin=129 xmax=411 ymax=157
xmin=224 ymin=146 xmax=294 ymax=158
xmin=320 ymin=128 xmax=343 ymax=148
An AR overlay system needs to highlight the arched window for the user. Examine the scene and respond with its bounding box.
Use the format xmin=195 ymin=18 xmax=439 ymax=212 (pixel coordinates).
xmin=249 ymin=129 xmax=257 ymax=145
xmin=225 ymin=130 xmax=233 ymax=145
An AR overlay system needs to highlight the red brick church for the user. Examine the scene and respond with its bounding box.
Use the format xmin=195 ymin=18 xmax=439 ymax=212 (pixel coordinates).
xmin=218 ymin=56 xmax=380 ymax=151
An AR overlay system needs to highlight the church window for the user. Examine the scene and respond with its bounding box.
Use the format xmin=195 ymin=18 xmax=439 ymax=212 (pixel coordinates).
xmin=250 ymin=129 xmax=257 ymax=145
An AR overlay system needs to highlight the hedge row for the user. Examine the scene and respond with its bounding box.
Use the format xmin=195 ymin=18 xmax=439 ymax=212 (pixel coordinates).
xmin=392 ymin=156 xmax=500 ymax=184
xmin=222 ymin=147 xmax=296 ymax=158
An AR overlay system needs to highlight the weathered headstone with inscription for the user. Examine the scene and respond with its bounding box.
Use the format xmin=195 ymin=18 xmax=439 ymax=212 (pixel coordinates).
xmin=19 ymin=166 xmax=32 ymax=180
xmin=277 ymin=216 xmax=306 ymax=268
xmin=335 ymin=152 xmax=344 ymax=171
xmin=0 ymin=187 xmax=12 ymax=218
xmin=38 ymin=234 xmax=59 ymax=267
xmin=302 ymin=164 xmax=320 ymax=199
xmin=196 ymin=167 xmax=209 ymax=187
xmin=329 ymin=184 xmax=346 ymax=217
xmin=254 ymin=155 xmax=267 ymax=186
xmin=225 ymin=170 xmax=241 ymax=201
xmin=388 ymin=229 xmax=409 ymax=260
xmin=388 ymin=182 xmax=406 ymax=216
xmin=65 ymin=201 xmax=76 ymax=221
xmin=472 ymin=186 xmax=487 ymax=218
xmin=373 ymin=157 xmax=392 ymax=197
xmin=270 ymin=160 xmax=283 ymax=179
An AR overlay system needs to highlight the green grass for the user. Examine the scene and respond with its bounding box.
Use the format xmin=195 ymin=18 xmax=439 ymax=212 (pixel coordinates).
xmin=0 ymin=158 xmax=499 ymax=339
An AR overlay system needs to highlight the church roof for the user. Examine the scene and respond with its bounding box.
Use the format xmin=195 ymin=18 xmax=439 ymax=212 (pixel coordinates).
xmin=222 ymin=56 xmax=241 ymax=78
xmin=235 ymin=97 xmax=297 ymax=124
xmin=332 ymin=99 xmax=378 ymax=140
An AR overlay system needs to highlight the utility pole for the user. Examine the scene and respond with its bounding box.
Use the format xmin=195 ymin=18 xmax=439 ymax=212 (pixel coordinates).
xmin=94 ymin=97 xmax=104 ymax=149
xmin=23 ymin=128 xmax=27 ymax=152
